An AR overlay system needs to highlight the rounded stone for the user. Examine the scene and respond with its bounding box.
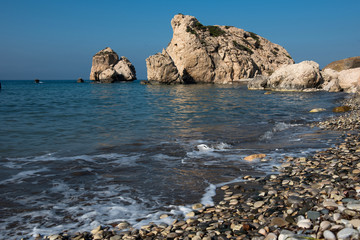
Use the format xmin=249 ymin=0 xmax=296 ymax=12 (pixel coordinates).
xmin=297 ymin=219 xmax=312 ymax=229
xmin=264 ymin=233 xmax=277 ymax=240
xmin=323 ymin=230 xmax=336 ymax=240
xmin=350 ymin=219 xmax=360 ymax=228
xmin=320 ymin=221 xmax=331 ymax=231
xmin=336 ymin=228 xmax=359 ymax=240
xmin=254 ymin=201 xmax=265 ymax=208
xmin=306 ymin=211 xmax=320 ymax=220
xmin=167 ymin=232 xmax=178 ymax=238
xmin=192 ymin=203 xmax=203 ymax=210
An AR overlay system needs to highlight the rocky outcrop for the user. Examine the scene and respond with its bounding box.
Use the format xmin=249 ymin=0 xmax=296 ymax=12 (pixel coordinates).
xmin=324 ymin=56 xmax=360 ymax=72
xmin=267 ymin=61 xmax=323 ymax=90
xmin=321 ymin=68 xmax=360 ymax=93
xmin=90 ymin=47 xmax=136 ymax=83
xmin=248 ymin=61 xmax=323 ymax=91
xmin=146 ymin=14 xmax=294 ymax=84
xmin=146 ymin=49 xmax=182 ymax=84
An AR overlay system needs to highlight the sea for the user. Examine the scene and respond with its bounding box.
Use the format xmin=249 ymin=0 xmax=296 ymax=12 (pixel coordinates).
xmin=0 ymin=80 xmax=347 ymax=239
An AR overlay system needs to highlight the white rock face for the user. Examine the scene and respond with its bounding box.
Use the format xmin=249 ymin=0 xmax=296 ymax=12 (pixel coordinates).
xmin=114 ymin=57 xmax=136 ymax=80
xmin=321 ymin=68 xmax=342 ymax=92
xmin=321 ymin=67 xmax=360 ymax=92
xmin=90 ymin=47 xmax=136 ymax=83
xmin=146 ymin=14 xmax=294 ymax=84
xmin=267 ymin=61 xmax=323 ymax=90
xmin=338 ymin=68 xmax=360 ymax=92
xmin=146 ymin=49 xmax=182 ymax=84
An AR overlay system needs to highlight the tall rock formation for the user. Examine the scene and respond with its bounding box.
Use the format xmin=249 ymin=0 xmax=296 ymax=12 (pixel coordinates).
xmin=146 ymin=14 xmax=294 ymax=84
xmin=90 ymin=47 xmax=136 ymax=83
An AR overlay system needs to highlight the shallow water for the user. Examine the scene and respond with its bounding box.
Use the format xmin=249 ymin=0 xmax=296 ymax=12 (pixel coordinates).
xmin=0 ymin=80 xmax=346 ymax=238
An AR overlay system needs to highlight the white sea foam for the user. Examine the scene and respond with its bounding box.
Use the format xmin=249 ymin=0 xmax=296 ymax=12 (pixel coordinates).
xmin=6 ymin=152 xmax=141 ymax=167
xmin=260 ymin=122 xmax=302 ymax=140
xmin=201 ymin=184 xmax=216 ymax=207
xmin=0 ymin=167 xmax=48 ymax=184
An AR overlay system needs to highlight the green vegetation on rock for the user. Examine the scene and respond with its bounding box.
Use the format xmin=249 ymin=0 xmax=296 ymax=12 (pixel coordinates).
xmin=249 ymin=32 xmax=259 ymax=41
xmin=271 ymin=50 xmax=278 ymax=56
xmin=233 ymin=41 xmax=253 ymax=54
xmin=186 ymin=20 xmax=226 ymax=37
xmin=207 ymin=25 xmax=226 ymax=37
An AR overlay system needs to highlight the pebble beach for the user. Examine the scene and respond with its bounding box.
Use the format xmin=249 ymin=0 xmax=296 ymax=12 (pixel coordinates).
xmin=32 ymin=94 xmax=360 ymax=240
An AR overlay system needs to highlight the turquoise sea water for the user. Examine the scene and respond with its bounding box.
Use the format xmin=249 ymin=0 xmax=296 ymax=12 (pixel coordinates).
xmin=0 ymin=80 xmax=346 ymax=238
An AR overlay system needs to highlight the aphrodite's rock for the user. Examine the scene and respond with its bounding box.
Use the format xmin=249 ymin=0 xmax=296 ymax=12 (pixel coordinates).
xmin=267 ymin=61 xmax=323 ymax=90
xmin=89 ymin=47 xmax=136 ymax=83
xmin=146 ymin=14 xmax=294 ymax=84
xmin=146 ymin=49 xmax=182 ymax=84
xmin=324 ymin=56 xmax=360 ymax=72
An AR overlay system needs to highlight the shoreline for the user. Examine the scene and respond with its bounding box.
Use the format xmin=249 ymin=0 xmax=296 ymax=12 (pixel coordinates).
xmin=36 ymin=95 xmax=360 ymax=240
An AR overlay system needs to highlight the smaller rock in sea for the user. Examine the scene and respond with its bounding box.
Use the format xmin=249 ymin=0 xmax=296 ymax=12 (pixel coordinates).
xmin=333 ymin=106 xmax=351 ymax=113
xmin=310 ymin=108 xmax=326 ymax=113
xmin=244 ymin=154 xmax=266 ymax=161
xmin=77 ymin=78 xmax=84 ymax=83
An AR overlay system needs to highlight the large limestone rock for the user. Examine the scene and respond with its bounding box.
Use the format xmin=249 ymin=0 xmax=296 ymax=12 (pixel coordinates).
xmin=146 ymin=14 xmax=294 ymax=84
xmin=323 ymin=56 xmax=360 ymax=72
xmin=321 ymin=67 xmax=360 ymax=93
xmin=321 ymin=69 xmax=342 ymax=92
xmin=90 ymin=47 xmax=136 ymax=83
xmin=266 ymin=61 xmax=323 ymax=90
xmin=146 ymin=49 xmax=182 ymax=84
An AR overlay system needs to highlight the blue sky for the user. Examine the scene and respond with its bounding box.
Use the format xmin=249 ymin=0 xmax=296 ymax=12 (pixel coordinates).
xmin=0 ymin=0 xmax=359 ymax=80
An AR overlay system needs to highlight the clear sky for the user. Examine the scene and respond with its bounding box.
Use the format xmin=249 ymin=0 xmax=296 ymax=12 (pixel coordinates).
xmin=0 ymin=0 xmax=359 ymax=80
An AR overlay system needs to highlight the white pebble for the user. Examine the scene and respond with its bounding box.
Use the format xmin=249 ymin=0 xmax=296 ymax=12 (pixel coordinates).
xmin=320 ymin=221 xmax=331 ymax=231
xmin=323 ymin=230 xmax=336 ymax=240
xmin=337 ymin=228 xmax=359 ymax=240
xmin=333 ymin=212 xmax=341 ymax=221
xmin=297 ymin=219 xmax=312 ymax=229
xmin=279 ymin=230 xmax=295 ymax=240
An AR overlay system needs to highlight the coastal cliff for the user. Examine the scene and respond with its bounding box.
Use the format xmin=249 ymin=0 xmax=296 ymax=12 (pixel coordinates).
xmin=146 ymin=14 xmax=294 ymax=84
xmin=90 ymin=47 xmax=136 ymax=83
